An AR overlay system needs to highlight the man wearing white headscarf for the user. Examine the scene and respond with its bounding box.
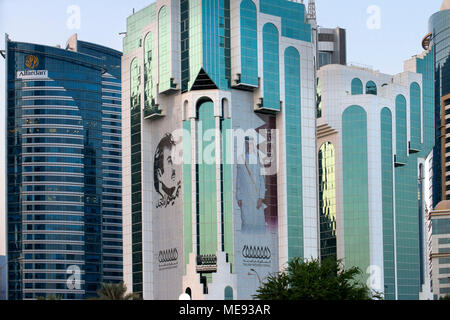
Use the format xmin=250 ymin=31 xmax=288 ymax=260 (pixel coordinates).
xmin=236 ymin=137 xmax=267 ymax=233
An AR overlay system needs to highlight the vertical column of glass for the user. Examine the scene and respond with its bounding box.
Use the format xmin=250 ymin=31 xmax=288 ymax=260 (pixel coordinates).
xmin=239 ymin=0 xmax=258 ymax=87
xmin=380 ymin=108 xmax=395 ymax=300
xmin=80 ymin=70 xmax=103 ymax=299
xmin=7 ymin=46 xmax=23 ymax=300
xmin=201 ymin=0 xmax=231 ymax=90
xmin=262 ymin=23 xmax=280 ymax=111
xmin=395 ymin=95 xmax=407 ymax=165
xmin=130 ymin=58 xmax=143 ymax=294
xmin=410 ymin=83 xmax=422 ymax=151
xmin=284 ymin=47 xmax=303 ymax=259
xmin=183 ymin=119 xmax=193 ymax=272
xmin=144 ymin=32 xmax=158 ymax=116
xmin=342 ymin=106 xmax=370 ymax=282
xmin=197 ymin=101 xmax=218 ymax=256
xmin=181 ymin=0 xmax=190 ymax=92
xmin=394 ymin=152 xmax=421 ymax=299
xmin=100 ymin=73 xmax=123 ymax=284
xmin=222 ymin=116 xmax=233 ymax=268
xmin=394 ymin=93 xmax=421 ymax=299
xmin=318 ymin=142 xmax=337 ymax=261
xmin=416 ymin=47 xmax=435 ymax=154
xmin=188 ymin=0 xmax=202 ymax=90
xmin=158 ymin=6 xmax=172 ymax=93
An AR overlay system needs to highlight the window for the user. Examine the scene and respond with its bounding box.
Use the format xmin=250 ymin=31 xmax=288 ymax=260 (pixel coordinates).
xmin=351 ymin=78 xmax=363 ymax=95
xmin=366 ymin=81 xmax=377 ymax=95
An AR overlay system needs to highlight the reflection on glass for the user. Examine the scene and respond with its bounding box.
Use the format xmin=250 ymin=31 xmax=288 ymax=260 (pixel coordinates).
xmin=366 ymin=81 xmax=377 ymax=95
xmin=318 ymin=142 xmax=337 ymax=261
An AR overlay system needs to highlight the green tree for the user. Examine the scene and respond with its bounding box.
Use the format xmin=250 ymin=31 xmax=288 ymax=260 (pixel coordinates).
xmin=93 ymin=282 xmax=140 ymax=300
xmin=440 ymin=295 xmax=450 ymax=300
xmin=254 ymin=257 xmax=381 ymax=300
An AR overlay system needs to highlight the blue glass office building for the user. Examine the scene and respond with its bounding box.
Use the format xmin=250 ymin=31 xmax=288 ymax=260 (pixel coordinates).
xmin=5 ymin=34 xmax=123 ymax=300
xmin=429 ymin=2 xmax=450 ymax=207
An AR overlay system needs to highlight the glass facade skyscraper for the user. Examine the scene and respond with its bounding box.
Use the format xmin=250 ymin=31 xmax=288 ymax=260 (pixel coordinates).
xmin=429 ymin=4 xmax=450 ymax=207
xmin=121 ymin=0 xmax=318 ymax=300
xmin=317 ymin=52 xmax=435 ymax=300
xmin=5 ymin=34 xmax=123 ymax=300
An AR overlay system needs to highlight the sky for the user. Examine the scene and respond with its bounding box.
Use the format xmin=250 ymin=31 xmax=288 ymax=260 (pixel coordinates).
xmin=0 ymin=0 xmax=444 ymax=254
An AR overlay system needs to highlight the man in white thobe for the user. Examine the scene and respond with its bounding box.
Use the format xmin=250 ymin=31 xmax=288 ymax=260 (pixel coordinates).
xmin=236 ymin=137 xmax=267 ymax=234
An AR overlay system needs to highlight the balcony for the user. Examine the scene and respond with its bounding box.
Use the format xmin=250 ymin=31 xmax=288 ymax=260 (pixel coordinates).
xmin=196 ymin=254 xmax=217 ymax=273
xmin=144 ymin=99 xmax=164 ymax=120
xmin=254 ymin=97 xmax=282 ymax=114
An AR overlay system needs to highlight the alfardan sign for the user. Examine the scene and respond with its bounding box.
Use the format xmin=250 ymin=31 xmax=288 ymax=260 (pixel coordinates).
xmin=17 ymin=55 xmax=48 ymax=80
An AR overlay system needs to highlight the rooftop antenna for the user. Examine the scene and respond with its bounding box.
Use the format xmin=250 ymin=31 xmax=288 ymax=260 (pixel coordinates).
xmin=307 ymin=0 xmax=316 ymax=21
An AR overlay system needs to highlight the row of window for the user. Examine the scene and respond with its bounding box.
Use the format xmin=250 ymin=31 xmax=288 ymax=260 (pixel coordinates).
xmin=351 ymin=78 xmax=378 ymax=95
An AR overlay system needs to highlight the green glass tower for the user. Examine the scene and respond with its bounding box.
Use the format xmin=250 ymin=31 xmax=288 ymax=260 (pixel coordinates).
xmin=121 ymin=0 xmax=318 ymax=300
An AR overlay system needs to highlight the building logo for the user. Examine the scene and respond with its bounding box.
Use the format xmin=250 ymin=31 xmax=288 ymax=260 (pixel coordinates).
xmin=25 ymin=55 xmax=39 ymax=69
xmin=158 ymin=248 xmax=179 ymax=270
xmin=16 ymin=70 xmax=48 ymax=80
xmin=242 ymin=245 xmax=271 ymax=260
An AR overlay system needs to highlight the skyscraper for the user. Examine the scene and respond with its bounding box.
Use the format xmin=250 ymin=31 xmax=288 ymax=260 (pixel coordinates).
xmin=426 ymin=0 xmax=450 ymax=207
xmin=121 ymin=0 xmax=318 ymax=300
xmin=316 ymin=27 xmax=347 ymax=69
xmin=316 ymin=50 xmax=435 ymax=299
xmin=5 ymin=34 xmax=123 ymax=300
xmin=428 ymin=201 xmax=450 ymax=299
xmin=0 ymin=255 xmax=5 ymax=300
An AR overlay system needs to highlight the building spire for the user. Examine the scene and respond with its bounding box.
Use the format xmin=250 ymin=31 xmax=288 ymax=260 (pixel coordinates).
xmin=307 ymin=0 xmax=316 ymax=21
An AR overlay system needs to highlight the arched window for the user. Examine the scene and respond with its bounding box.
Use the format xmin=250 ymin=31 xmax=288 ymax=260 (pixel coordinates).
xmin=342 ymin=105 xmax=370 ymax=274
xmin=224 ymin=286 xmax=233 ymax=300
xmin=130 ymin=58 xmax=141 ymax=110
xmin=395 ymin=95 xmax=407 ymax=165
xmin=158 ymin=6 xmax=171 ymax=93
xmin=262 ymin=23 xmax=280 ymax=111
xmin=410 ymin=82 xmax=421 ymax=150
xmin=351 ymin=78 xmax=363 ymax=95
xmin=144 ymin=32 xmax=155 ymax=109
xmin=366 ymin=81 xmax=377 ymax=95
xmin=240 ymin=0 xmax=258 ymax=87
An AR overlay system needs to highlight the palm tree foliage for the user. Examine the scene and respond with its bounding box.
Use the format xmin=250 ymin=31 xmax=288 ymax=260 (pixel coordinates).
xmin=93 ymin=282 xmax=140 ymax=300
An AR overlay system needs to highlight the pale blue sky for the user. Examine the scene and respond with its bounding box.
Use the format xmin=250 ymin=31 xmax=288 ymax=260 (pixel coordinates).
xmin=0 ymin=0 xmax=444 ymax=253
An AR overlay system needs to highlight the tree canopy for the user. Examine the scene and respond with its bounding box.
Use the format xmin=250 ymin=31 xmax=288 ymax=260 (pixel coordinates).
xmin=93 ymin=282 xmax=140 ymax=300
xmin=254 ymin=257 xmax=380 ymax=300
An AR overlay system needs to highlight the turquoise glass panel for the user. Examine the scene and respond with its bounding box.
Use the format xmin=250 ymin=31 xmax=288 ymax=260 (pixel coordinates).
xmin=259 ymin=0 xmax=311 ymax=42
xmin=183 ymin=121 xmax=193 ymax=272
xmin=395 ymin=95 xmax=407 ymax=164
xmin=381 ymin=108 xmax=395 ymax=300
xmin=284 ymin=46 xmax=303 ymax=259
xmin=197 ymin=101 xmax=218 ymax=255
xmin=201 ymin=0 xmax=231 ymax=90
xmin=240 ymin=0 xmax=258 ymax=87
xmin=342 ymin=105 xmax=370 ymax=282
xmin=366 ymin=81 xmax=377 ymax=95
xmin=410 ymin=82 xmax=421 ymax=151
xmin=351 ymin=78 xmax=363 ymax=95
xmin=262 ymin=23 xmax=280 ymax=111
